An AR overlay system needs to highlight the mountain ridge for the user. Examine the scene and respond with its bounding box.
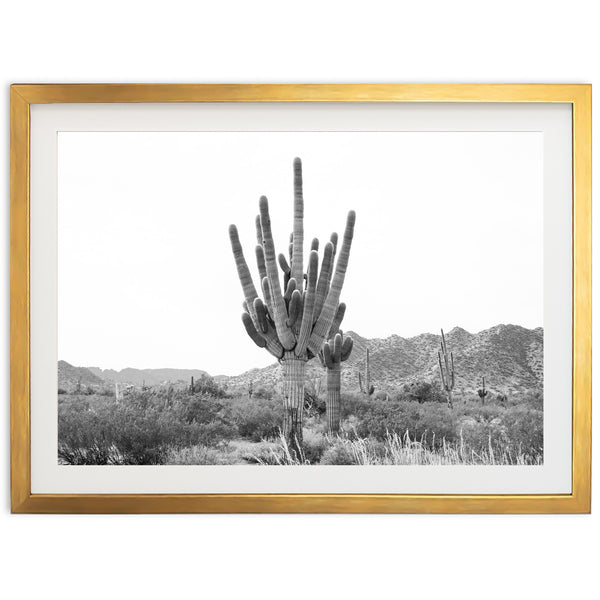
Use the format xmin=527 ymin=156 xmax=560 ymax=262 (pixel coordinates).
xmin=59 ymin=324 xmax=542 ymax=396
xmin=224 ymin=323 xmax=543 ymax=396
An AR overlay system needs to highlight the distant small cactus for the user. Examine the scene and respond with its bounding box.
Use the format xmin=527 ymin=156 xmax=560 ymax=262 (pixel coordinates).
xmin=358 ymin=348 xmax=375 ymax=396
xmin=438 ymin=329 xmax=455 ymax=409
xmin=477 ymin=377 xmax=488 ymax=405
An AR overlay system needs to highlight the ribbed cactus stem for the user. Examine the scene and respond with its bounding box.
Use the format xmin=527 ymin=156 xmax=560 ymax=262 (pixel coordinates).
xmin=255 ymin=245 xmax=267 ymax=282
xmin=308 ymin=211 xmax=356 ymax=355
xmin=295 ymin=250 xmax=318 ymax=357
xmin=326 ymin=362 xmax=341 ymax=433
xmin=228 ymin=225 xmax=259 ymax=321
xmin=366 ymin=348 xmax=370 ymax=396
xmin=330 ymin=232 xmax=338 ymax=258
xmin=281 ymin=352 xmax=306 ymax=457
xmin=321 ymin=331 xmax=352 ymax=434
xmin=312 ymin=242 xmax=334 ymax=324
xmin=291 ymin=158 xmax=304 ymax=292
xmin=255 ymin=215 xmax=262 ymax=245
xmin=259 ymin=196 xmax=295 ymax=350
xmin=438 ymin=328 xmax=455 ymax=409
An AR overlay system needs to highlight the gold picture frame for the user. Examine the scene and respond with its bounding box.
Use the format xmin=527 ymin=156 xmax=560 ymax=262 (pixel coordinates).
xmin=10 ymin=84 xmax=591 ymax=513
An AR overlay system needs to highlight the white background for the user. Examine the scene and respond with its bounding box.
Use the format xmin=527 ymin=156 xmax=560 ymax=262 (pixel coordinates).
xmin=1 ymin=1 xmax=597 ymax=599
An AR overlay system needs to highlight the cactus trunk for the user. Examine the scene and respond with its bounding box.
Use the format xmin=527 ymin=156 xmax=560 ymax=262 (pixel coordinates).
xmin=438 ymin=329 xmax=455 ymax=409
xmin=365 ymin=348 xmax=371 ymax=396
xmin=326 ymin=363 xmax=341 ymax=433
xmin=281 ymin=352 xmax=306 ymax=458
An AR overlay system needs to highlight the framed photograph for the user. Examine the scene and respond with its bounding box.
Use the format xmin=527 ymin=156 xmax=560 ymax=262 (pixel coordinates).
xmin=10 ymin=84 xmax=591 ymax=513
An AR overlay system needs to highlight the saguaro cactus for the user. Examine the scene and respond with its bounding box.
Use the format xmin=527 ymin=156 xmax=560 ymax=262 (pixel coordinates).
xmin=477 ymin=377 xmax=488 ymax=406
xmin=320 ymin=330 xmax=353 ymax=433
xmin=229 ymin=158 xmax=356 ymax=456
xmin=358 ymin=348 xmax=374 ymax=396
xmin=438 ymin=328 xmax=455 ymax=409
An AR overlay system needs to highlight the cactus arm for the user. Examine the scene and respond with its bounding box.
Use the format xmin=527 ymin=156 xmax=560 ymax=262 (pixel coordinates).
xmin=259 ymin=196 xmax=295 ymax=349
xmin=293 ymin=292 xmax=304 ymax=337
xmin=284 ymin=278 xmax=297 ymax=302
xmin=255 ymin=215 xmax=263 ymax=245
xmin=295 ymin=250 xmax=318 ymax=357
xmin=241 ymin=312 xmax=266 ymax=348
xmin=330 ymin=232 xmax=338 ymax=258
xmin=261 ymin=276 xmax=274 ymax=319
xmin=312 ymin=242 xmax=334 ymax=325
xmin=341 ymin=335 xmax=353 ymax=361
xmin=322 ymin=341 xmax=334 ymax=369
xmin=291 ymin=157 xmax=304 ymax=292
xmin=311 ymin=237 xmax=319 ymax=252
xmin=229 ymin=225 xmax=259 ymax=320
xmin=253 ymin=298 xmax=268 ymax=333
xmin=243 ymin=311 xmax=283 ymax=359
xmin=278 ymin=253 xmax=291 ymax=276
xmin=333 ymin=333 xmax=342 ymax=363
xmin=255 ymin=245 xmax=267 ymax=282
xmin=328 ymin=303 xmax=346 ymax=339
xmin=308 ymin=211 xmax=356 ymax=354
xmin=287 ymin=289 xmax=302 ymax=327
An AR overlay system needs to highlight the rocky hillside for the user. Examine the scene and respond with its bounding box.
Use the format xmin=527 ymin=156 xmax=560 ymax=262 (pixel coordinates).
xmin=60 ymin=324 xmax=543 ymax=397
xmin=225 ymin=324 xmax=543 ymax=396
xmin=58 ymin=360 xmax=105 ymax=392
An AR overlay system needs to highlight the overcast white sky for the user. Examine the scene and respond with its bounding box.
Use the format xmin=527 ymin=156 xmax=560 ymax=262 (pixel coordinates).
xmin=58 ymin=131 xmax=543 ymax=375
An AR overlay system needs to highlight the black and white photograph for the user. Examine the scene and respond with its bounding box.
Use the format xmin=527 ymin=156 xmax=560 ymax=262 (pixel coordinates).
xmin=57 ymin=130 xmax=544 ymax=466
xmin=3 ymin=2 xmax=597 ymax=598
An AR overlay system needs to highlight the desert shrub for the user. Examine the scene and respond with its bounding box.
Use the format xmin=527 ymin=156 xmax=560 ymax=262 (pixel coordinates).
xmin=320 ymin=441 xmax=355 ymax=465
xmin=58 ymin=391 xmax=236 ymax=465
xmin=340 ymin=392 xmax=369 ymax=419
xmin=348 ymin=398 xmax=457 ymax=448
xmin=401 ymin=381 xmax=446 ymax=404
xmin=97 ymin=387 xmax=116 ymax=397
xmin=253 ymin=385 xmax=275 ymax=400
xmin=191 ymin=374 xmax=227 ymax=398
xmin=177 ymin=393 xmax=226 ymax=425
xmin=520 ymin=389 xmax=543 ymax=410
xmin=496 ymin=404 xmax=543 ymax=460
xmin=58 ymin=442 xmax=124 ymax=465
xmin=302 ymin=429 xmax=327 ymax=463
xmin=303 ymin=392 xmax=326 ymax=418
xmin=230 ymin=396 xmax=283 ymax=441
